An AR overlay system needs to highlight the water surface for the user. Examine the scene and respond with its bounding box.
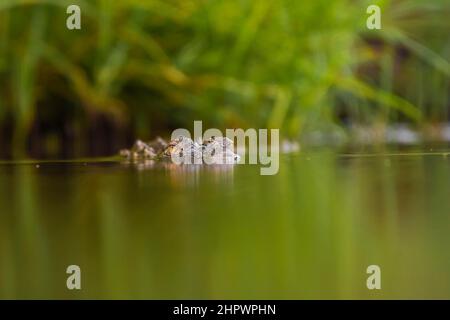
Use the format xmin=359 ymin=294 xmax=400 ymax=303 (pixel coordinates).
xmin=0 ymin=149 xmax=449 ymax=299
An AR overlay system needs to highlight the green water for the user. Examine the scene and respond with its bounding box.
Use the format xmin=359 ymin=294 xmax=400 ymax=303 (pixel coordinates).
xmin=0 ymin=150 xmax=449 ymax=299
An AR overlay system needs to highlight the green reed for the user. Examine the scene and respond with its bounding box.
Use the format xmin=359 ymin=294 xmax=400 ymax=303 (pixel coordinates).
xmin=0 ymin=0 xmax=449 ymax=156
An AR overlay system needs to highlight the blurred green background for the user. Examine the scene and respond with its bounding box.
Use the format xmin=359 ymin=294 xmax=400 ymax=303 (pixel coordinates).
xmin=0 ymin=0 xmax=449 ymax=158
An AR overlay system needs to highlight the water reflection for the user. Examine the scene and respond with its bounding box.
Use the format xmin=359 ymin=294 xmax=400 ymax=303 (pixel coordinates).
xmin=121 ymin=159 xmax=235 ymax=188
xmin=0 ymin=151 xmax=449 ymax=299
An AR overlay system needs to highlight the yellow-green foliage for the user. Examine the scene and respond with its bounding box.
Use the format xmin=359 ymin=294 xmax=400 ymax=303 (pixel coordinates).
xmin=0 ymin=0 xmax=449 ymax=152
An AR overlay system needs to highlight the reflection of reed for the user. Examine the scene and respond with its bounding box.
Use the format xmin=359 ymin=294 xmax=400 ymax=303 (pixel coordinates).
xmin=2 ymin=153 xmax=450 ymax=298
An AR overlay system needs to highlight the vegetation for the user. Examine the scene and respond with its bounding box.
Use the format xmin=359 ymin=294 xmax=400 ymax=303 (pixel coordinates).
xmin=0 ymin=0 xmax=449 ymax=157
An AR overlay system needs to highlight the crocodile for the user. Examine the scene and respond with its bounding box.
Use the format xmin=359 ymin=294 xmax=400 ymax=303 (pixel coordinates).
xmin=119 ymin=136 xmax=240 ymax=164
